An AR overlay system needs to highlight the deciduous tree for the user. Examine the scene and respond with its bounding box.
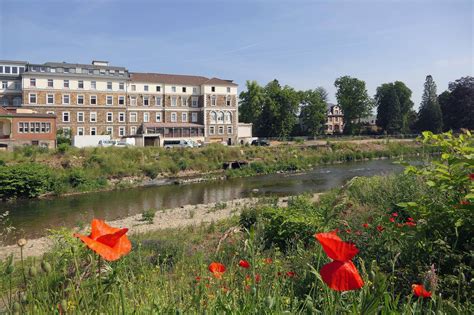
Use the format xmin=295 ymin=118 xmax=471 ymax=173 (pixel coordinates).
xmin=299 ymin=88 xmax=327 ymax=137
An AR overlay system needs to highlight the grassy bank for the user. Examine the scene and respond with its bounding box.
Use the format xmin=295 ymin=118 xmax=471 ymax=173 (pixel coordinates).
xmin=0 ymin=140 xmax=430 ymax=199
xmin=1 ymin=132 xmax=472 ymax=313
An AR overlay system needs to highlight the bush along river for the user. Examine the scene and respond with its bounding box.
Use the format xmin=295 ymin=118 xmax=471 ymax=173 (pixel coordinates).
xmin=0 ymin=159 xmax=413 ymax=242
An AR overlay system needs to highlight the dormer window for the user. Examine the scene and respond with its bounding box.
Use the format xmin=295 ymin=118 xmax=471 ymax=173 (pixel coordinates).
xmin=211 ymin=86 xmax=216 ymax=92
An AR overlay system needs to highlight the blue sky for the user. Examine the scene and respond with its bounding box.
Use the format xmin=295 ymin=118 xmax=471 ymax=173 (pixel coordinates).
xmin=0 ymin=0 xmax=472 ymax=109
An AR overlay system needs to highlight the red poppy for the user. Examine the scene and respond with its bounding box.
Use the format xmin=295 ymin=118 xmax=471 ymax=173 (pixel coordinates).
xmin=389 ymin=217 xmax=395 ymax=223
xmin=407 ymin=217 xmax=414 ymax=222
xmin=376 ymin=225 xmax=384 ymax=232
xmin=320 ymin=260 xmax=364 ymax=291
xmin=469 ymin=173 xmax=474 ymax=180
xmin=245 ymin=274 xmax=261 ymax=283
xmin=315 ymin=231 xmax=364 ymax=291
xmin=286 ymin=271 xmax=296 ymax=278
xmin=74 ymin=219 xmax=131 ymax=261
xmin=405 ymin=221 xmax=417 ymax=227
xmin=362 ymin=223 xmax=369 ymax=228
xmin=314 ymin=231 xmax=358 ymax=261
xmin=208 ymin=262 xmax=226 ymax=279
xmin=412 ymin=284 xmax=432 ymax=298
xmin=460 ymin=200 xmax=470 ymax=205
xmin=263 ymin=258 xmax=273 ymax=264
xmin=195 ymin=276 xmax=201 ymax=282
xmin=392 ymin=212 xmax=398 ymax=217
xmin=239 ymin=260 xmax=250 ymax=269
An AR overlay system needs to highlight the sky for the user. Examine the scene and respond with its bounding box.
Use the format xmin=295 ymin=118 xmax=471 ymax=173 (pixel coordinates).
xmin=0 ymin=0 xmax=472 ymax=110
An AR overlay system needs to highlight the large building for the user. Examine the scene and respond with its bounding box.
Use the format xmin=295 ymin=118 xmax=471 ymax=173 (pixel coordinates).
xmin=0 ymin=59 xmax=239 ymax=146
xmin=325 ymin=103 xmax=344 ymax=134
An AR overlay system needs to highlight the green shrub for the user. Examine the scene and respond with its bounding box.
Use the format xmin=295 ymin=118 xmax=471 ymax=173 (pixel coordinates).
xmin=0 ymin=163 xmax=55 ymax=199
xmin=141 ymin=208 xmax=156 ymax=224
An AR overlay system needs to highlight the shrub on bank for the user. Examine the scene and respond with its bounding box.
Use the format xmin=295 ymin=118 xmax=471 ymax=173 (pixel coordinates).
xmin=0 ymin=163 xmax=55 ymax=199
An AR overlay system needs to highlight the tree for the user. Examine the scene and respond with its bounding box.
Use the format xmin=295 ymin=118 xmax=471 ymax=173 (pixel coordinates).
xmin=375 ymin=81 xmax=414 ymax=134
xmin=334 ymin=76 xmax=373 ymax=134
xmin=299 ymin=88 xmax=327 ymax=137
xmin=239 ymin=80 xmax=265 ymax=124
xmin=417 ymin=75 xmax=443 ymax=133
xmin=439 ymin=76 xmax=474 ymax=131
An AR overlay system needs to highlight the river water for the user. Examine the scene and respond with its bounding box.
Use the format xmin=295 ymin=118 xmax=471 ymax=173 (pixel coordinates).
xmin=1 ymin=159 xmax=404 ymax=240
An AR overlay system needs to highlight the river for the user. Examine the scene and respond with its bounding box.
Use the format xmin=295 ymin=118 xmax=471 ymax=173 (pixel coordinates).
xmin=1 ymin=159 xmax=405 ymax=241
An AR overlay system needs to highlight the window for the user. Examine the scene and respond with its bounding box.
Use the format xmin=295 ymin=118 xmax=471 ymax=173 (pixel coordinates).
xmin=62 ymin=112 xmax=70 ymax=122
xmin=130 ymin=126 xmax=136 ymax=135
xmin=12 ymin=67 xmax=18 ymax=74
xmin=227 ymin=126 xmax=233 ymax=134
xmin=64 ymin=68 xmax=69 ymax=73
xmin=0 ymin=97 xmax=8 ymax=106
xmin=143 ymin=96 xmax=149 ymax=106
xmin=119 ymin=126 xmax=126 ymax=136
xmin=64 ymin=80 xmax=69 ymax=88
xmin=47 ymin=79 xmax=53 ymax=87
xmin=47 ymin=94 xmax=54 ymax=104
xmin=91 ymin=81 xmax=96 ymax=89
xmin=192 ymin=97 xmax=198 ymax=107
xmin=193 ymin=87 xmax=197 ymax=94
xmin=225 ymin=111 xmax=232 ymax=124
xmin=119 ymin=82 xmax=124 ymax=90
xmin=14 ymin=82 xmax=21 ymax=90
xmin=181 ymin=96 xmax=187 ymax=106
xmin=18 ymin=122 xmax=24 ymax=133
xmin=182 ymin=87 xmax=186 ymax=93
xmin=106 ymin=127 xmax=113 ymax=136
xmin=106 ymin=112 xmax=113 ymax=122
xmin=171 ymin=112 xmax=177 ymax=122
xmin=171 ymin=97 xmax=177 ymax=107
xmin=90 ymin=95 xmax=97 ymax=105
xmin=41 ymin=122 xmax=46 ymax=133
xmin=77 ymin=95 xmax=84 ymax=105
xmin=130 ymin=96 xmax=137 ymax=106
xmin=211 ymin=95 xmax=217 ymax=106
xmin=156 ymin=86 xmax=161 ymax=92
xmin=210 ymin=111 xmax=216 ymax=123
xmin=171 ymin=86 xmax=176 ymax=92
xmin=1 ymin=81 xmax=6 ymax=89
xmin=90 ymin=112 xmax=97 ymax=123
xmin=155 ymin=96 xmax=162 ymax=106
xmin=106 ymin=95 xmax=113 ymax=105
xmin=77 ymin=127 xmax=84 ymax=136
xmin=5 ymin=66 xmax=10 ymax=74
xmin=90 ymin=127 xmax=97 ymax=136
xmin=131 ymin=85 xmax=136 ymax=91
xmin=13 ymin=97 xmax=21 ymax=106
xmin=211 ymin=86 xmax=215 ymax=92
xmin=227 ymin=87 xmax=231 ymax=93
xmin=107 ymin=82 xmax=112 ymax=90
xmin=130 ymin=112 xmax=137 ymax=123
xmin=78 ymin=80 xmax=84 ymax=89
xmin=209 ymin=126 xmax=215 ymax=135
xmin=144 ymin=85 xmax=149 ymax=91
xmin=119 ymin=112 xmax=125 ymax=122
xmin=63 ymin=94 xmax=70 ymax=104
xmin=118 ymin=96 xmax=125 ymax=105
xmin=77 ymin=112 xmax=84 ymax=122
xmin=218 ymin=126 xmax=224 ymax=134
xmin=30 ymin=78 xmax=36 ymax=87
xmin=181 ymin=112 xmax=187 ymax=122
xmin=226 ymin=96 xmax=231 ymax=106
xmin=217 ymin=111 xmax=224 ymax=123
xmin=191 ymin=112 xmax=198 ymax=122
xmin=29 ymin=93 xmax=37 ymax=104
xmin=155 ymin=113 xmax=162 ymax=122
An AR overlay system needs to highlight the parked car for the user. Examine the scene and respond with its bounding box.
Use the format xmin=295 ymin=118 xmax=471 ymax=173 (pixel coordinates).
xmin=98 ymin=140 xmax=116 ymax=147
xmin=163 ymin=139 xmax=194 ymax=149
xmin=251 ymin=139 xmax=270 ymax=146
xmin=115 ymin=141 xmax=130 ymax=147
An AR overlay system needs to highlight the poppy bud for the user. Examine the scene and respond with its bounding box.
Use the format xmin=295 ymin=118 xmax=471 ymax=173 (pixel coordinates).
xmin=251 ymin=286 xmax=257 ymax=295
xmin=17 ymin=238 xmax=27 ymax=248
xmin=28 ymin=266 xmax=37 ymax=278
xmin=13 ymin=301 xmax=21 ymax=312
xmin=41 ymin=261 xmax=52 ymax=274
xmin=306 ymin=299 xmax=315 ymax=313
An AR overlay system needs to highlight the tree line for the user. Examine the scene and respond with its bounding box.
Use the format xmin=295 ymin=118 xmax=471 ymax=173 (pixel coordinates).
xmin=239 ymin=75 xmax=473 ymax=137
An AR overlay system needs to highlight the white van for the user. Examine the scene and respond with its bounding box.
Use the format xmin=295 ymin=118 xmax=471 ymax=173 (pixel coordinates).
xmin=163 ymin=139 xmax=194 ymax=149
xmin=98 ymin=140 xmax=116 ymax=147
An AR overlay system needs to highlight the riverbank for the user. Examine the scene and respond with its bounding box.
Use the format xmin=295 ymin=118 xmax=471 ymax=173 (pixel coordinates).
xmin=0 ymin=193 xmax=321 ymax=261
xmin=0 ymin=139 xmax=430 ymax=200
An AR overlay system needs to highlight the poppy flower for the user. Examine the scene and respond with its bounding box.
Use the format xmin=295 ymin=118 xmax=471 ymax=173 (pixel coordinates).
xmin=315 ymin=231 xmax=364 ymax=291
xmin=376 ymin=225 xmax=384 ymax=232
xmin=405 ymin=221 xmax=417 ymax=227
xmin=460 ymin=200 xmax=470 ymax=205
xmin=469 ymin=173 xmax=474 ymax=180
xmin=263 ymin=258 xmax=273 ymax=264
xmin=412 ymin=284 xmax=432 ymax=298
xmin=362 ymin=223 xmax=369 ymax=228
xmin=239 ymin=260 xmax=250 ymax=269
xmin=208 ymin=262 xmax=226 ymax=279
xmin=345 ymin=229 xmax=352 ymax=234
xmin=389 ymin=217 xmax=395 ymax=223
xmin=407 ymin=217 xmax=414 ymax=222
xmin=245 ymin=274 xmax=261 ymax=283
xmin=74 ymin=219 xmax=131 ymax=261
xmin=392 ymin=212 xmax=398 ymax=217
xmin=286 ymin=271 xmax=296 ymax=278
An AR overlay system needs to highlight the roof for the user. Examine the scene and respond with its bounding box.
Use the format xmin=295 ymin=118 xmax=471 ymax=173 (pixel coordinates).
xmin=42 ymin=62 xmax=127 ymax=71
xmin=0 ymin=107 xmax=56 ymax=118
xmin=143 ymin=122 xmax=204 ymax=128
xmin=131 ymin=72 xmax=237 ymax=86
xmin=0 ymin=60 xmax=28 ymax=65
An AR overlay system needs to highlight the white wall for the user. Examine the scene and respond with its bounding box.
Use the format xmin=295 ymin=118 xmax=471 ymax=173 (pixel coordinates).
xmin=72 ymin=135 xmax=111 ymax=148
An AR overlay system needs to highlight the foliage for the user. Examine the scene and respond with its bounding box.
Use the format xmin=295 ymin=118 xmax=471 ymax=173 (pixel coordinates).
xmin=439 ymin=76 xmax=474 ymax=131
xmin=375 ymin=81 xmax=414 ymax=134
xmin=334 ymin=75 xmax=373 ymax=134
xmin=238 ymin=80 xmax=265 ymax=124
xmin=0 ymin=163 xmax=54 ymax=199
xmin=417 ymin=75 xmax=443 ymax=133
xmin=299 ymin=88 xmax=328 ymax=137
xmin=56 ymin=128 xmax=72 ymax=146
